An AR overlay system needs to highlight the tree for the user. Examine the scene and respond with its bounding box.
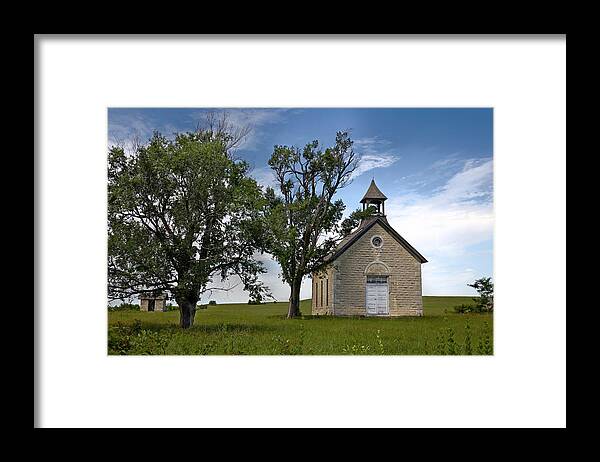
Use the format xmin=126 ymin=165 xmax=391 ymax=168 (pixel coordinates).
xmin=265 ymin=131 xmax=358 ymax=318
xmin=108 ymin=130 xmax=270 ymax=328
xmin=468 ymin=277 xmax=494 ymax=312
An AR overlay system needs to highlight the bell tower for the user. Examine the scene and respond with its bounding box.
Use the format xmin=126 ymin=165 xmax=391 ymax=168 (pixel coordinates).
xmin=360 ymin=179 xmax=388 ymax=217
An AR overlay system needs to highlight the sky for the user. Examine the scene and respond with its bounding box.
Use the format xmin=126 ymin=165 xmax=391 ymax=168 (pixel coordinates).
xmin=108 ymin=108 xmax=493 ymax=303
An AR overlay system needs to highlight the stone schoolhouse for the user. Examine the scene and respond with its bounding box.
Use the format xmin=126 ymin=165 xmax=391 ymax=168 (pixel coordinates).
xmin=312 ymin=180 xmax=427 ymax=317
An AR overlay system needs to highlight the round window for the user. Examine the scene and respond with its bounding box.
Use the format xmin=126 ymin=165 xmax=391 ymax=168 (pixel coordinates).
xmin=371 ymin=236 xmax=383 ymax=248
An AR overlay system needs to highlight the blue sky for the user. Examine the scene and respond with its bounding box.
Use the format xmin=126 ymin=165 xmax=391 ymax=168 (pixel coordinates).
xmin=108 ymin=108 xmax=493 ymax=302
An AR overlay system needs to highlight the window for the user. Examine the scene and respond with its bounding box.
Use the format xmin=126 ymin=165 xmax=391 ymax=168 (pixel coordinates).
xmin=326 ymin=279 xmax=329 ymax=306
xmin=371 ymin=235 xmax=383 ymax=248
xmin=367 ymin=275 xmax=388 ymax=284
xmin=320 ymin=279 xmax=324 ymax=306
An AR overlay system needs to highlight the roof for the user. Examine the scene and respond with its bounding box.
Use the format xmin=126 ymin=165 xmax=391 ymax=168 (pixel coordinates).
xmin=326 ymin=216 xmax=428 ymax=264
xmin=360 ymin=179 xmax=388 ymax=203
xmin=139 ymin=292 xmax=166 ymax=299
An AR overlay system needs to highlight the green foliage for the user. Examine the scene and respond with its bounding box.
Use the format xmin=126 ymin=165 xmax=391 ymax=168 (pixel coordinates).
xmin=340 ymin=205 xmax=378 ymax=237
xmin=433 ymin=327 xmax=461 ymax=355
xmin=453 ymin=303 xmax=485 ymax=314
xmin=445 ymin=328 xmax=459 ymax=355
xmin=434 ymin=329 xmax=447 ymax=355
xmin=108 ymin=303 xmax=139 ymax=312
xmin=247 ymin=292 xmax=266 ymax=305
xmin=108 ymin=321 xmax=138 ymax=354
xmin=468 ymin=277 xmax=494 ymax=312
xmin=208 ymin=300 xmax=217 ymax=305
xmin=463 ymin=320 xmax=473 ymax=355
xmin=477 ymin=321 xmax=493 ymax=355
xmin=108 ymin=296 xmax=493 ymax=355
xmin=108 ymin=319 xmax=171 ymax=355
xmin=108 ymin=129 xmax=272 ymax=326
xmin=129 ymin=329 xmax=171 ymax=355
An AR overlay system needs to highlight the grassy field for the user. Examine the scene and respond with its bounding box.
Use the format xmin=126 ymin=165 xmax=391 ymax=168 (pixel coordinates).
xmin=108 ymin=296 xmax=493 ymax=355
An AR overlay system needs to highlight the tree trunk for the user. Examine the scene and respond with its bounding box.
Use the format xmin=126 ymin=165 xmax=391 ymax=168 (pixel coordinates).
xmin=287 ymin=279 xmax=302 ymax=318
xmin=178 ymin=297 xmax=198 ymax=329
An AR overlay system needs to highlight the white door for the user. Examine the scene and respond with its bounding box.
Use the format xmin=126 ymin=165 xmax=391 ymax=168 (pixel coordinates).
xmin=366 ymin=276 xmax=389 ymax=315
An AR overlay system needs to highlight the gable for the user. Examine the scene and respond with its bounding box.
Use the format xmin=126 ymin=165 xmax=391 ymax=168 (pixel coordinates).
xmin=328 ymin=217 xmax=427 ymax=264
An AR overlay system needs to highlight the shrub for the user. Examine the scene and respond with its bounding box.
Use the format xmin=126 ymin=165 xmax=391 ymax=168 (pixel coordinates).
xmin=108 ymin=320 xmax=171 ymax=355
xmin=208 ymin=300 xmax=217 ymax=305
xmin=453 ymin=303 xmax=485 ymax=314
xmin=108 ymin=327 xmax=133 ymax=354
xmin=107 ymin=320 xmax=143 ymax=354
xmin=108 ymin=303 xmax=139 ymax=312
xmin=433 ymin=327 xmax=459 ymax=355
xmin=454 ymin=304 xmax=474 ymax=314
xmin=468 ymin=277 xmax=494 ymax=312
xmin=129 ymin=329 xmax=171 ymax=355
xmin=248 ymin=299 xmax=263 ymax=305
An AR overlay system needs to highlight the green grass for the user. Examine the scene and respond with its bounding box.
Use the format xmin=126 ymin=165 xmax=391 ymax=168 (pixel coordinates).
xmin=108 ymin=296 xmax=493 ymax=355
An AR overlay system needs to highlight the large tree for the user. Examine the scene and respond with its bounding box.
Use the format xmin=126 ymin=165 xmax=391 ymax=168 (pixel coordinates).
xmin=265 ymin=131 xmax=358 ymax=318
xmin=108 ymin=130 xmax=270 ymax=328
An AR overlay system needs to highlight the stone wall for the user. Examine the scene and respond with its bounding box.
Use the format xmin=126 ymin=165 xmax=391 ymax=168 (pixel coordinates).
xmin=314 ymin=223 xmax=423 ymax=316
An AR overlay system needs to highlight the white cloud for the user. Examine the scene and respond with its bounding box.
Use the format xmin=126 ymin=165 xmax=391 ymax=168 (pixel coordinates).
xmin=352 ymin=136 xmax=400 ymax=179
xmin=219 ymin=108 xmax=289 ymax=128
xmin=422 ymin=266 xmax=479 ymax=296
xmin=250 ymin=166 xmax=277 ymax=190
xmin=352 ymin=153 xmax=399 ymax=179
xmin=108 ymin=113 xmax=154 ymax=143
xmin=386 ymin=158 xmax=493 ymax=259
xmin=440 ymin=158 xmax=493 ymax=200
xmin=385 ymin=158 xmax=493 ymax=295
xmin=354 ymin=136 xmax=391 ymax=149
